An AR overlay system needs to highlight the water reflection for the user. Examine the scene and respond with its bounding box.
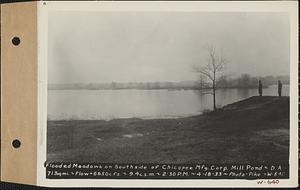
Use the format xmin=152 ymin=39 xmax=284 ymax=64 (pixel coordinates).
xmin=48 ymin=85 xmax=289 ymax=120
xmin=237 ymin=88 xmax=250 ymax=98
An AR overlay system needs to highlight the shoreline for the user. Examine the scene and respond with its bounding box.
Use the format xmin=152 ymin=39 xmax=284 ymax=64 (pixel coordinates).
xmin=47 ymin=96 xmax=289 ymax=164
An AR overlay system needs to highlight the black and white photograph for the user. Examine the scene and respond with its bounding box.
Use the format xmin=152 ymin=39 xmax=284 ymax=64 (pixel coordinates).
xmin=41 ymin=1 xmax=297 ymax=186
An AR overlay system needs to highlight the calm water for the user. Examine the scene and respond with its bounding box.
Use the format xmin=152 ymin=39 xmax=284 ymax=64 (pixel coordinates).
xmin=48 ymin=85 xmax=289 ymax=120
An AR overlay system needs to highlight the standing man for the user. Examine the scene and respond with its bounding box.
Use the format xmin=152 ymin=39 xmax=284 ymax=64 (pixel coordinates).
xmin=278 ymin=80 xmax=282 ymax=97
xmin=258 ymin=80 xmax=263 ymax=96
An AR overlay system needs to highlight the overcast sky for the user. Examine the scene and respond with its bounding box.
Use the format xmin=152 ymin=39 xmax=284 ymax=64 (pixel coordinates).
xmin=48 ymin=11 xmax=290 ymax=84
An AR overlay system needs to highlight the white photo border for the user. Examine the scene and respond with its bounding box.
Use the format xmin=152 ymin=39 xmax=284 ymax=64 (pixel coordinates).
xmin=37 ymin=1 xmax=298 ymax=187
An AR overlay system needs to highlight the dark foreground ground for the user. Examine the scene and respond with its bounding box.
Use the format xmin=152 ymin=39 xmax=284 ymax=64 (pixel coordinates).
xmin=47 ymin=96 xmax=289 ymax=164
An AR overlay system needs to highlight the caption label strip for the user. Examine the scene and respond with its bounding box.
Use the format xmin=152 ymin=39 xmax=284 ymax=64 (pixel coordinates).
xmin=45 ymin=163 xmax=288 ymax=179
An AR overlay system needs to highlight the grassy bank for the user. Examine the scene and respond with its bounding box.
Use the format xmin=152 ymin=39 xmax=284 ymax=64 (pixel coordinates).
xmin=47 ymin=96 xmax=289 ymax=164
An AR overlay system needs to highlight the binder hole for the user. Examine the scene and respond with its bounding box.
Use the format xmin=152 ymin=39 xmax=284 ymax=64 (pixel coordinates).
xmin=12 ymin=139 xmax=21 ymax=149
xmin=12 ymin=37 xmax=21 ymax=46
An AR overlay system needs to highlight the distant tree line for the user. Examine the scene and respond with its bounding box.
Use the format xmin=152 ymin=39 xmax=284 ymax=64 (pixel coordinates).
xmin=48 ymin=75 xmax=289 ymax=91
xmin=216 ymin=74 xmax=289 ymax=89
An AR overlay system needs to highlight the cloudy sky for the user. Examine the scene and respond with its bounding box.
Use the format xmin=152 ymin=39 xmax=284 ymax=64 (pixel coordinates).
xmin=48 ymin=11 xmax=290 ymax=84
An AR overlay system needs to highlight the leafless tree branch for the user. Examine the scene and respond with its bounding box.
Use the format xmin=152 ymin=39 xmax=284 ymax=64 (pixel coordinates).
xmin=192 ymin=45 xmax=227 ymax=110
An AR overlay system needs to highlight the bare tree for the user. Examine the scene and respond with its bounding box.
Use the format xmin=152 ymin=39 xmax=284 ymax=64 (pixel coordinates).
xmin=194 ymin=45 xmax=227 ymax=110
